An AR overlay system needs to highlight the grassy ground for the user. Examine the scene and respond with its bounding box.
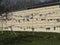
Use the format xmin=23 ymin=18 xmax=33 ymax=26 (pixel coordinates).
xmin=0 ymin=31 xmax=60 ymax=45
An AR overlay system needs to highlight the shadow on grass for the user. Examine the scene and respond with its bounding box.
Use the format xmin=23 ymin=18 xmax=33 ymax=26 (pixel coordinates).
xmin=0 ymin=31 xmax=60 ymax=45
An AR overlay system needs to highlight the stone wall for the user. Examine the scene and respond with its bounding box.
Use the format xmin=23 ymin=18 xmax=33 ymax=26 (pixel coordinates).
xmin=0 ymin=5 xmax=60 ymax=33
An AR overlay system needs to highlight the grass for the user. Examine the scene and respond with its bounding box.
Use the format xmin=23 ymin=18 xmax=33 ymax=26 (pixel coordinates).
xmin=0 ymin=31 xmax=60 ymax=45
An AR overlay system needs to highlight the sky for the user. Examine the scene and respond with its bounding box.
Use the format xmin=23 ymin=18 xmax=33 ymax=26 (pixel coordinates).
xmin=1 ymin=0 xmax=58 ymax=4
xmin=40 ymin=0 xmax=52 ymax=2
xmin=0 ymin=0 xmax=59 ymax=11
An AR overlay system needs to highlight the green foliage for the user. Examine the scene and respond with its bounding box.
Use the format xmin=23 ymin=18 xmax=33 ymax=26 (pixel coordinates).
xmin=0 ymin=31 xmax=60 ymax=45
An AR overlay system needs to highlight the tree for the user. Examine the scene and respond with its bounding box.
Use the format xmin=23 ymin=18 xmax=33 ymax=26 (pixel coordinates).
xmin=0 ymin=0 xmax=17 ymax=36
xmin=0 ymin=0 xmax=4 ymax=34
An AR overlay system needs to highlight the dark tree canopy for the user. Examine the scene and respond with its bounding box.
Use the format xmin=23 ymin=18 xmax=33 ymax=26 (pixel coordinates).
xmin=0 ymin=0 xmax=60 ymax=15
